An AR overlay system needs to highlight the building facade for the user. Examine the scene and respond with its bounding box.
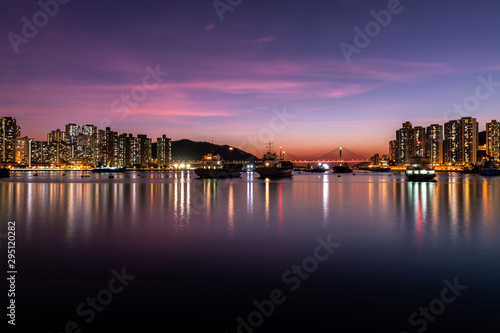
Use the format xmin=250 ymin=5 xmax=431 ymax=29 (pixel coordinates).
xmin=157 ymin=135 xmax=172 ymax=168
xmin=486 ymin=120 xmax=499 ymax=160
xmin=426 ymin=124 xmax=443 ymax=165
xmin=1 ymin=117 xmax=18 ymax=163
xmin=395 ymin=121 xmax=413 ymax=165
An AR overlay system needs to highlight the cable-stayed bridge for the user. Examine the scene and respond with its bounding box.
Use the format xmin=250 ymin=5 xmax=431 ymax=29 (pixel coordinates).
xmin=285 ymin=146 xmax=370 ymax=164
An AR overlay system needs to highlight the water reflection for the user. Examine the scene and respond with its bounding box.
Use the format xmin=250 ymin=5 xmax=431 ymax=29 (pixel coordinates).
xmin=1 ymin=173 xmax=499 ymax=253
xmin=246 ymin=172 xmax=254 ymax=220
xmin=406 ymin=181 xmax=436 ymax=257
xmin=322 ymin=173 xmax=329 ymax=226
xmin=228 ymin=182 xmax=234 ymax=238
xmin=264 ymin=178 xmax=270 ymax=226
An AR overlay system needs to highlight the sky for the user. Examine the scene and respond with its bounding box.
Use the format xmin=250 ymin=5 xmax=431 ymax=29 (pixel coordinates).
xmin=1 ymin=0 xmax=500 ymax=159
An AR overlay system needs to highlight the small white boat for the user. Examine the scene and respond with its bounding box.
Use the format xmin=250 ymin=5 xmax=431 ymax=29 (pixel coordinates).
xmin=92 ymin=165 xmax=126 ymax=173
xmin=406 ymin=158 xmax=436 ymax=181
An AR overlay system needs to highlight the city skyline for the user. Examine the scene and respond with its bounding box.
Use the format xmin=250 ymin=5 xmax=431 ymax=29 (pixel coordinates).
xmin=2 ymin=115 xmax=499 ymax=166
xmin=2 ymin=1 xmax=500 ymax=157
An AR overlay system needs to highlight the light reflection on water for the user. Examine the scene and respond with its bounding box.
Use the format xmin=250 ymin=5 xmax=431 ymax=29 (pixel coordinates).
xmin=2 ymin=171 xmax=499 ymax=256
xmin=2 ymin=171 xmax=500 ymax=331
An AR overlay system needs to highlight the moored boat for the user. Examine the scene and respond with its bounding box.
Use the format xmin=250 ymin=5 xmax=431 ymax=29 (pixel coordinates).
xmin=370 ymin=166 xmax=391 ymax=172
xmin=405 ymin=158 xmax=436 ymax=181
xmin=92 ymin=165 xmax=126 ymax=173
xmin=331 ymin=165 xmax=353 ymax=174
xmin=331 ymin=146 xmax=352 ymax=174
xmin=254 ymin=143 xmax=294 ymax=178
xmin=480 ymin=159 xmax=500 ymax=176
xmin=194 ymin=152 xmax=242 ymax=178
xmin=304 ymin=163 xmax=330 ymax=173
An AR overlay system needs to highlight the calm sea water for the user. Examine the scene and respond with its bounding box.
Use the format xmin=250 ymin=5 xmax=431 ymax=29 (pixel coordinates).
xmin=1 ymin=171 xmax=500 ymax=332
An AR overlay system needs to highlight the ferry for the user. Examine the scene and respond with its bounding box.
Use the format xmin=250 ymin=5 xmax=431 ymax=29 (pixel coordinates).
xmin=194 ymin=152 xmax=243 ymax=178
xmin=405 ymin=158 xmax=436 ymax=181
xmin=254 ymin=143 xmax=294 ymax=178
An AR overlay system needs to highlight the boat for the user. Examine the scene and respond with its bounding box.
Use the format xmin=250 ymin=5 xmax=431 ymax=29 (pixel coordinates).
xmin=0 ymin=167 xmax=10 ymax=178
xmin=332 ymin=165 xmax=353 ymax=173
xmin=194 ymin=152 xmax=243 ymax=178
xmin=91 ymin=165 xmax=126 ymax=173
xmin=480 ymin=159 xmax=500 ymax=176
xmin=405 ymin=158 xmax=436 ymax=181
xmin=370 ymin=166 xmax=391 ymax=172
xmin=461 ymin=165 xmax=481 ymax=174
xmin=304 ymin=163 xmax=330 ymax=173
xmin=254 ymin=143 xmax=294 ymax=178
xmin=331 ymin=146 xmax=353 ymax=174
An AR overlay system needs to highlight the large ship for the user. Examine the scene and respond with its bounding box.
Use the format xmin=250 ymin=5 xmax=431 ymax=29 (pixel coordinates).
xmin=194 ymin=152 xmax=243 ymax=178
xmin=331 ymin=146 xmax=353 ymax=174
xmin=254 ymin=143 xmax=294 ymax=178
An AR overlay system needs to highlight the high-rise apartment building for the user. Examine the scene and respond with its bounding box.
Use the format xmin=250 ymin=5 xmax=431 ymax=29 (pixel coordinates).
xmin=15 ymin=136 xmax=35 ymax=166
xmin=486 ymin=120 xmax=499 ymax=160
xmin=395 ymin=121 xmax=412 ymax=165
xmin=460 ymin=117 xmax=478 ymax=165
xmin=410 ymin=126 xmax=426 ymax=159
xmin=82 ymin=124 xmax=98 ymax=165
xmin=426 ymin=124 xmax=443 ymax=165
xmin=389 ymin=140 xmax=397 ymax=165
xmin=98 ymin=127 xmax=118 ymax=166
xmin=157 ymin=135 xmax=172 ymax=168
xmin=443 ymin=117 xmax=478 ymax=165
xmin=137 ymin=134 xmax=151 ymax=168
xmin=129 ymin=135 xmax=141 ymax=167
xmin=48 ymin=128 xmax=65 ymax=143
xmin=1 ymin=117 xmax=18 ymax=163
xmin=117 ymin=133 xmax=131 ymax=167
xmin=443 ymin=120 xmax=460 ymax=165
xmin=65 ymin=123 xmax=80 ymax=144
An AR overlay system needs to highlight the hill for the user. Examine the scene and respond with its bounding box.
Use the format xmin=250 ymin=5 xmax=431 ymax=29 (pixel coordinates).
xmin=171 ymin=139 xmax=258 ymax=161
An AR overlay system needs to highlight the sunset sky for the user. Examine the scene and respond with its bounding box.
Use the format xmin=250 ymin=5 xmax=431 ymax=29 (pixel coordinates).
xmin=1 ymin=0 xmax=500 ymax=158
